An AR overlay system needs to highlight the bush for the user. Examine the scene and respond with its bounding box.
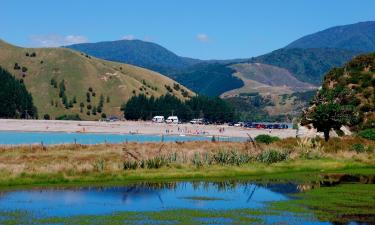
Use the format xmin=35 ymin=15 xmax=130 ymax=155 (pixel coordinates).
xmin=123 ymin=161 xmax=138 ymax=170
xmin=255 ymin=134 xmax=280 ymax=144
xmin=55 ymin=114 xmax=81 ymax=121
xmin=358 ymin=129 xmax=375 ymax=140
xmin=351 ymin=143 xmax=365 ymax=153
xmin=43 ymin=114 xmax=50 ymax=120
xmin=258 ymin=149 xmax=288 ymax=164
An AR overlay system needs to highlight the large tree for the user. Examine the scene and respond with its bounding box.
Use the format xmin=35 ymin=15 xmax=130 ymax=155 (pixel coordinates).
xmin=302 ymin=87 xmax=359 ymax=141
xmin=0 ymin=67 xmax=37 ymax=119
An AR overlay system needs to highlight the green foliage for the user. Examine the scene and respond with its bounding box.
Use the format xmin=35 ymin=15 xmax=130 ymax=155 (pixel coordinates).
xmin=43 ymin=114 xmax=50 ymax=120
xmin=258 ymin=149 xmax=288 ymax=164
xmin=255 ymin=135 xmax=280 ymax=144
xmin=123 ymin=161 xmax=138 ymax=170
xmin=55 ymin=114 xmax=81 ymax=121
xmin=358 ymin=129 xmax=375 ymax=140
xmin=212 ymin=150 xmax=252 ymax=166
xmin=302 ymin=87 xmax=359 ymax=141
xmin=351 ymin=143 xmax=365 ymax=153
xmin=250 ymin=48 xmax=358 ymax=85
xmin=170 ymin=63 xmax=244 ymax=96
xmin=0 ymin=67 xmax=37 ymax=118
xmin=122 ymin=94 xmax=235 ymax=122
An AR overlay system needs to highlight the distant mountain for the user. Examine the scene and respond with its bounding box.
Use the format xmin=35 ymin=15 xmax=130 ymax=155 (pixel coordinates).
xmin=0 ymin=39 xmax=193 ymax=120
xmin=67 ymin=40 xmax=201 ymax=74
xmin=248 ymin=48 xmax=359 ymax=85
xmin=286 ymin=21 xmax=375 ymax=52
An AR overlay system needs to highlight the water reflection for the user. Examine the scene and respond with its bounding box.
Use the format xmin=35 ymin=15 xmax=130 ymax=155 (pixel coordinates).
xmin=0 ymin=175 xmax=373 ymax=223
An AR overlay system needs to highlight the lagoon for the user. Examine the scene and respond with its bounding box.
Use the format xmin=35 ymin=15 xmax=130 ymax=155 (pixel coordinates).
xmin=0 ymin=131 xmax=245 ymax=145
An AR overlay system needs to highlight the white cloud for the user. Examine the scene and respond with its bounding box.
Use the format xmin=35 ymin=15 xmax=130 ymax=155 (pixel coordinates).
xmin=122 ymin=35 xmax=135 ymax=40
xmin=196 ymin=33 xmax=209 ymax=42
xmin=30 ymin=34 xmax=88 ymax=47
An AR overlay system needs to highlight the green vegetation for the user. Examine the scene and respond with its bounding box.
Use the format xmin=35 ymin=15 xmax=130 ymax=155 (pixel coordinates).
xmin=255 ymin=134 xmax=280 ymax=144
xmin=358 ymin=129 xmax=375 ymax=140
xmin=257 ymin=149 xmax=288 ymax=164
xmin=55 ymin=114 xmax=81 ymax=121
xmin=271 ymin=183 xmax=375 ymax=223
xmin=169 ymin=63 xmax=244 ymax=96
xmin=250 ymin=48 xmax=358 ymax=85
xmin=303 ymin=53 xmax=375 ymax=137
xmin=0 ymin=39 xmax=192 ymax=120
xmin=0 ymin=66 xmax=37 ymax=118
xmin=122 ymin=94 xmax=236 ymax=122
xmin=286 ymin=21 xmax=375 ymax=52
xmin=302 ymin=87 xmax=358 ymax=141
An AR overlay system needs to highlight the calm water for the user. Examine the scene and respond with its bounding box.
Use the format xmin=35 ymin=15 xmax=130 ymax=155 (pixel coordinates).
xmin=0 ymin=131 xmax=245 ymax=145
xmin=0 ymin=181 xmax=327 ymax=224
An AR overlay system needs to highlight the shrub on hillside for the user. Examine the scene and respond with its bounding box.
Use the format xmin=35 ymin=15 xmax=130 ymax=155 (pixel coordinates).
xmin=358 ymin=129 xmax=375 ymax=140
xmin=55 ymin=114 xmax=81 ymax=121
xmin=258 ymin=149 xmax=288 ymax=164
xmin=255 ymin=134 xmax=280 ymax=144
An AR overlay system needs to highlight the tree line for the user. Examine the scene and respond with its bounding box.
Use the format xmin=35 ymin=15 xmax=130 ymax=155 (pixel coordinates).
xmin=0 ymin=67 xmax=37 ymax=119
xmin=121 ymin=94 xmax=236 ymax=122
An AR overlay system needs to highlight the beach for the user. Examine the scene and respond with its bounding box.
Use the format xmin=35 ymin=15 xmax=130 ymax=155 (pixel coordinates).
xmin=0 ymin=119 xmax=296 ymax=138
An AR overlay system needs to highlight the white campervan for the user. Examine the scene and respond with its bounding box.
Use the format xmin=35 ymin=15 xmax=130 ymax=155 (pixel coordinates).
xmin=152 ymin=116 xmax=165 ymax=123
xmin=166 ymin=116 xmax=179 ymax=124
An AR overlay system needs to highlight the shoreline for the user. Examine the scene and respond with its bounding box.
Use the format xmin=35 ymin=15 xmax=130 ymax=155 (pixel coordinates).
xmin=0 ymin=119 xmax=297 ymax=139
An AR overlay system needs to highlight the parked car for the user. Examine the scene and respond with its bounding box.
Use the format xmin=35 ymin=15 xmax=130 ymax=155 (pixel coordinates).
xmin=152 ymin=116 xmax=165 ymax=123
xmin=166 ymin=116 xmax=179 ymax=124
xmin=190 ymin=118 xmax=204 ymax=124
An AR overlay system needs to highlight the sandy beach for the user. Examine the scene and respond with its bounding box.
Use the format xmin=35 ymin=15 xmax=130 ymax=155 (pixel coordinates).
xmin=0 ymin=119 xmax=297 ymax=139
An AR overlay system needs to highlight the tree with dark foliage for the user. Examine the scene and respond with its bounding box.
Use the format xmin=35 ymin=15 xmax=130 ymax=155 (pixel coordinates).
xmin=0 ymin=67 xmax=37 ymax=119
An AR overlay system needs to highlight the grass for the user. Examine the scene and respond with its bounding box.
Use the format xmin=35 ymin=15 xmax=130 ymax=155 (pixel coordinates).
xmin=0 ymin=39 xmax=192 ymax=120
xmin=0 ymin=208 xmax=268 ymax=224
xmin=270 ymin=183 xmax=375 ymax=223
xmin=0 ymin=137 xmax=374 ymax=188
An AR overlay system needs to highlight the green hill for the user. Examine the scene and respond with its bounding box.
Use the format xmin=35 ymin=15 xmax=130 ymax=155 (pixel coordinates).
xmin=304 ymin=53 xmax=375 ymax=131
xmin=248 ymin=48 xmax=359 ymax=85
xmin=0 ymin=40 xmax=193 ymax=120
xmin=67 ymin=39 xmax=201 ymax=75
xmin=286 ymin=21 xmax=375 ymax=52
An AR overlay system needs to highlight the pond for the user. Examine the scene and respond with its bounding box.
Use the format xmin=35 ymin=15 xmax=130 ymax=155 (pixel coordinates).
xmin=0 ymin=177 xmax=373 ymax=224
xmin=0 ymin=131 xmax=245 ymax=145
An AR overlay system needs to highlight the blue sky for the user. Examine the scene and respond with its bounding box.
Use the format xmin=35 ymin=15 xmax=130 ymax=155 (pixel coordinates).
xmin=1 ymin=0 xmax=375 ymax=59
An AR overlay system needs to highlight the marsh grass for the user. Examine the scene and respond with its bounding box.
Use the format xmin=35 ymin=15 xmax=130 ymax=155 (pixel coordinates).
xmin=0 ymin=138 xmax=374 ymax=187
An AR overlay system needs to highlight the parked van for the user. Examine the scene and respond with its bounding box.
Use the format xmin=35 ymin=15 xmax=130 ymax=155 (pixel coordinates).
xmin=166 ymin=116 xmax=179 ymax=124
xmin=152 ymin=116 xmax=165 ymax=123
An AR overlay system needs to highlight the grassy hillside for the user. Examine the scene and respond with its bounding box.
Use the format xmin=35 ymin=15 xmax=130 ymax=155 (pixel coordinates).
xmin=286 ymin=21 xmax=375 ymax=52
xmin=0 ymin=40 xmax=193 ymax=120
xmin=249 ymin=48 xmax=359 ymax=85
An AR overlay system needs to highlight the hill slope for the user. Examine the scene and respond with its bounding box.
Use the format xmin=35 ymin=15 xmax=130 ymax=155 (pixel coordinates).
xmin=286 ymin=21 xmax=375 ymax=52
xmin=67 ymin=40 xmax=201 ymax=74
xmin=248 ymin=48 xmax=358 ymax=85
xmin=221 ymin=63 xmax=316 ymax=98
xmin=0 ymin=40 xmax=193 ymax=120
xmin=304 ymin=53 xmax=375 ymax=130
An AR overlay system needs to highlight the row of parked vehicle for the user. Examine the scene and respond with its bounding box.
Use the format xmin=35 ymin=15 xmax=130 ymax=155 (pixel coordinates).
xmin=228 ymin=122 xmax=289 ymax=129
